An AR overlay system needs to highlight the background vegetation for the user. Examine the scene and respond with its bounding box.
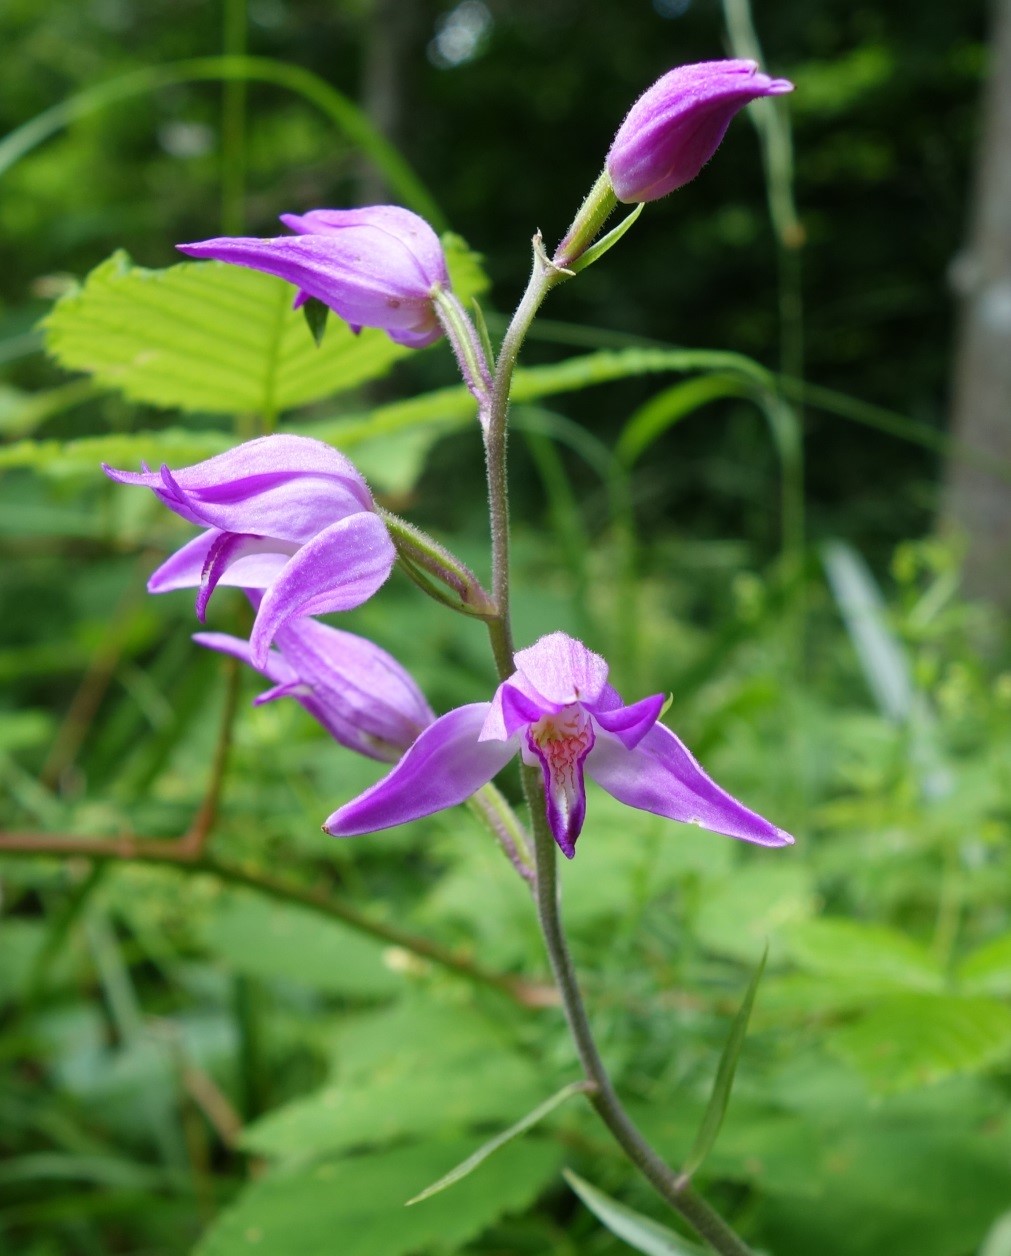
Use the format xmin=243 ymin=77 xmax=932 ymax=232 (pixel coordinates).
xmin=2 ymin=1 xmax=1010 ymax=1254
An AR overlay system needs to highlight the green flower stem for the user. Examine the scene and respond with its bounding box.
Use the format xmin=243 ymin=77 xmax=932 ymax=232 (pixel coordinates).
xmin=520 ymin=764 xmax=755 ymax=1256
xmin=483 ymin=221 xmax=754 ymax=1254
xmin=484 ymin=234 xmax=569 ymax=680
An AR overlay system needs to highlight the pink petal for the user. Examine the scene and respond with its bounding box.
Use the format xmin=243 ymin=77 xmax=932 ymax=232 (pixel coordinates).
xmin=587 ymin=723 xmax=793 ymax=847
xmin=324 ymin=703 xmax=514 ymax=836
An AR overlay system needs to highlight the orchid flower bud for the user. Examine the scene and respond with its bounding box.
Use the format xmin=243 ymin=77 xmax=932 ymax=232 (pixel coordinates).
xmin=178 ymin=206 xmax=450 ymax=349
xmin=606 ymin=59 xmax=794 ymax=204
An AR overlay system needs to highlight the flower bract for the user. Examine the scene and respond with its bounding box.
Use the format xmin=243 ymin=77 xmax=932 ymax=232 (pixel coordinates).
xmin=104 ymin=435 xmax=395 ymax=666
xmin=195 ymin=605 xmax=434 ymax=762
xmin=325 ymin=631 xmax=793 ymax=857
xmin=177 ymin=205 xmax=450 ymax=348
xmin=606 ymin=59 xmax=794 ymax=204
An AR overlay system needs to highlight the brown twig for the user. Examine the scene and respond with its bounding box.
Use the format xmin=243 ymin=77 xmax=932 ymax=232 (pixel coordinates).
xmin=0 ymin=831 xmax=555 ymax=1007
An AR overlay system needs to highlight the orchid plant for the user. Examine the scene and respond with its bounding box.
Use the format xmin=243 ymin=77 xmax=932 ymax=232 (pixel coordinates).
xmin=107 ymin=59 xmax=794 ymax=1255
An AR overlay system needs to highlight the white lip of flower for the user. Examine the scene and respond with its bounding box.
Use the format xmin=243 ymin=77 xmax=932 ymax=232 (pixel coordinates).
xmin=523 ymin=704 xmax=595 ymax=785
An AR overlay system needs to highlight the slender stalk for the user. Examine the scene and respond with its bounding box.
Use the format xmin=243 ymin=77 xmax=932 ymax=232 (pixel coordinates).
xmin=519 ymin=764 xmax=754 ymax=1255
xmin=483 ymin=235 xmax=567 ymax=679
xmin=481 ymin=217 xmax=756 ymax=1252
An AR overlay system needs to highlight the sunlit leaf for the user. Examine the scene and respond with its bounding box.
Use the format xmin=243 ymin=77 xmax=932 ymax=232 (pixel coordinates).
xmin=44 ymin=252 xmax=408 ymax=416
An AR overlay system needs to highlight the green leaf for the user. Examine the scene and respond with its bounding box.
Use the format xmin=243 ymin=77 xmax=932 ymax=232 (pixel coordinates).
xmin=616 ymin=374 xmax=755 ymax=467
xmin=202 ymin=891 xmax=404 ymax=999
xmin=241 ymin=999 xmax=545 ymax=1160
xmin=959 ymin=933 xmax=1011 ymax=996
xmin=784 ymin=918 xmax=944 ymax=994
xmin=44 ymin=252 xmax=407 ymax=417
xmin=195 ymin=1136 xmax=562 ymax=1256
xmin=563 ymin=1170 xmax=706 ymax=1256
xmin=407 ymin=1080 xmax=590 ymax=1204
xmin=832 ymin=994 xmax=1011 ymax=1092
xmin=442 ymin=231 xmax=490 ymax=301
xmin=682 ymin=946 xmax=767 ymax=1178
xmin=568 ymin=203 xmax=644 ymax=274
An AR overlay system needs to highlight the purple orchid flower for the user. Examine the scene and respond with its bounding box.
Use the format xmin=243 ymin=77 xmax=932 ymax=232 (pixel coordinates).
xmin=325 ymin=631 xmax=793 ymax=858
xmin=104 ymin=435 xmax=395 ymax=667
xmin=606 ymin=60 xmax=794 ymax=204
xmin=177 ymin=205 xmax=450 ymax=349
xmin=195 ymin=606 xmax=434 ymax=763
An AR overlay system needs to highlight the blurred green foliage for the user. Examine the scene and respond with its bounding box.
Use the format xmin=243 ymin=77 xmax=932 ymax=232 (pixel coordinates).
xmin=3 ymin=1 xmax=1010 ymax=1254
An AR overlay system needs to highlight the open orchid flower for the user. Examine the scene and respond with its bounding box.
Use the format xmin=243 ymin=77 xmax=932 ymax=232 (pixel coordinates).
xmin=104 ymin=435 xmax=395 ymax=667
xmin=177 ymin=205 xmax=450 ymax=349
xmin=606 ymin=59 xmax=794 ymax=203
xmin=195 ymin=604 xmax=434 ymax=763
xmin=326 ymin=631 xmax=793 ymax=858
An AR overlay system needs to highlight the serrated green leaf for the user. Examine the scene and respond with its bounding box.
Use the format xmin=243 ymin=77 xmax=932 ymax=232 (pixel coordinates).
xmin=682 ymin=947 xmax=767 ymax=1179
xmin=44 ymin=252 xmax=407 ymax=417
xmin=784 ymin=918 xmax=944 ymax=994
xmin=563 ymin=1170 xmax=706 ymax=1256
xmin=203 ymin=892 xmax=403 ymax=999
xmin=195 ymin=1136 xmax=562 ymax=1256
xmin=241 ymin=999 xmax=544 ymax=1160
xmin=832 ymin=994 xmax=1011 ymax=1092
xmin=407 ymin=1080 xmax=590 ymax=1204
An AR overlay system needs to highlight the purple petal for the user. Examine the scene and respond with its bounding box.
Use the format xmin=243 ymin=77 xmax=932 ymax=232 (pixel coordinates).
xmin=587 ymin=723 xmax=793 ymax=847
xmin=147 ymin=530 xmax=291 ymax=596
xmin=513 ymin=632 xmax=610 ymax=707
xmin=178 ymin=227 xmax=445 ymax=347
xmin=196 ymin=533 xmax=279 ymax=621
xmin=272 ymin=617 xmax=434 ymax=756
xmin=523 ymin=708 xmax=595 ymax=858
xmin=324 ymin=703 xmax=514 ymax=836
xmin=249 ymin=512 xmax=395 ymax=666
xmin=591 ymin=692 xmax=665 ymax=749
xmin=607 ymin=60 xmax=794 ymax=203
xmin=279 ymin=206 xmax=449 ymax=290
xmin=104 ymin=436 xmax=373 ymax=541
xmin=481 ymin=680 xmax=550 ymax=741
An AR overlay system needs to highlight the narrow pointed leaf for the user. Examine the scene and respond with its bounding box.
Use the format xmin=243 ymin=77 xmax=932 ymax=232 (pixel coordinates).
xmin=568 ymin=203 xmax=644 ymax=273
xmin=406 ymin=1080 xmax=590 ymax=1205
xmin=302 ymin=297 xmax=329 ymax=347
xmin=682 ymin=945 xmax=767 ymax=1179
xmin=563 ymin=1170 xmax=706 ymax=1256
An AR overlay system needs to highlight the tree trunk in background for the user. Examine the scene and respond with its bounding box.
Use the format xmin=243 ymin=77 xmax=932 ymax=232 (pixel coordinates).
xmin=943 ymin=0 xmax=1011 ymax=607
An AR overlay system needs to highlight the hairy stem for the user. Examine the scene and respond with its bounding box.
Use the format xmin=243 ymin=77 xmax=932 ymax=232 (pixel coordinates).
xmin=520 ymin=766 xmax=754 ymax=1255
xmin=484 ymin=234 xmax=567 ymax=679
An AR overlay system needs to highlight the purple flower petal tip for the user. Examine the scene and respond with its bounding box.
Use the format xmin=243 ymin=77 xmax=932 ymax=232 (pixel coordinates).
xmin=178 ymin=204 xmax=449 ymax=349
xmin=606 ymin=58 xmax=795 ymax=203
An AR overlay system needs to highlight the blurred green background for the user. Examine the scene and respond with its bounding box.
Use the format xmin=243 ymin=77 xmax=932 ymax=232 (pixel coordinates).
xmin=3 ymin=1 xmax=1011 ymax=1254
